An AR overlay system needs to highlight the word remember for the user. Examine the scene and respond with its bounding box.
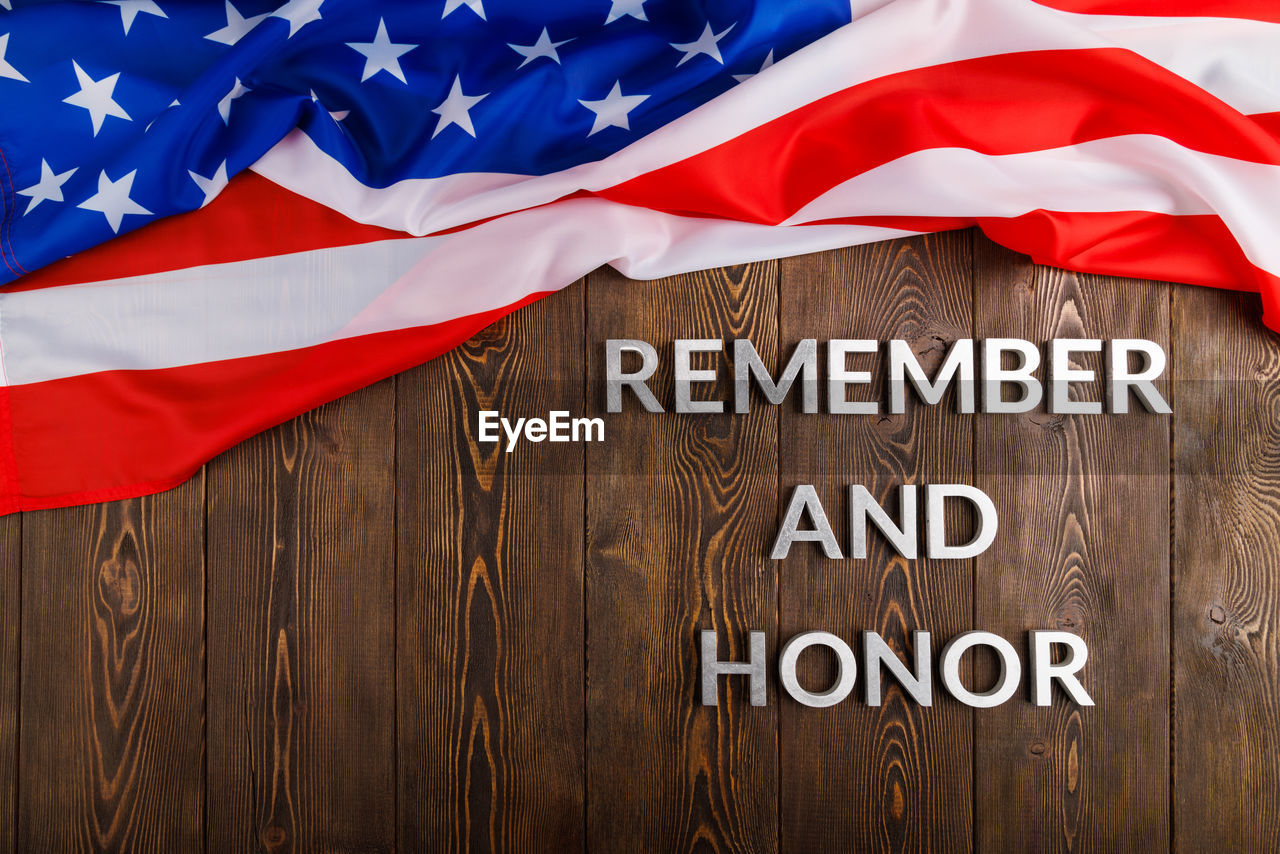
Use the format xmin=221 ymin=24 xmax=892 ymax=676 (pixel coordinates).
xmin=607 ymin=337 xmax=1170 ymax=414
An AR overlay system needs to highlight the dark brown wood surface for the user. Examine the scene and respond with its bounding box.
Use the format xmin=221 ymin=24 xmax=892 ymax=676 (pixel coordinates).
xmin=18 ymin=483 xmax=205 ymax=853
xmin=1172 ymin=287 xmax=1280 ymax=854
xmin=0 ymin=231 xmax=1276 ymax=852
xmin=778 ymin=235 xmax=974 ymax=853
xmin=0 ymin=514 xmax=15 ymax=854
xmin=206 ymin=380 xmax=397 ymax=853
xmin=397 ymin=283 xmax=585 ymax=853
xmin=973 ymin=244 xmax=1171 ymax=851
xmin=586 ymin=262 xmax=779 ymax=854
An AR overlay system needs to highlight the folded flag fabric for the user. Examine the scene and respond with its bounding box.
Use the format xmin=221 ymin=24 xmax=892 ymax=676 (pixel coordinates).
xmin=0 ymin=0 xmax=1276 ymax=512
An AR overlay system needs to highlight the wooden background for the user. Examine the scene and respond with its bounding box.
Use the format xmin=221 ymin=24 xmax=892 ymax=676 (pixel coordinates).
xmin=0 ymin=229 xmax=1277 ymax=852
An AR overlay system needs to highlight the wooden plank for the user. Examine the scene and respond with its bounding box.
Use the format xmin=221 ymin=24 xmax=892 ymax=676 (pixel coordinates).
xmin=972 ymin=236 xmax=1170 ymax=850
xmin=17 ymin=482 xmax=205 ymax=852
xmin=206 ymin=382 xmax=396 ymax=853
xmin=396 ymin=286 xmax=586 ymax=852
xmin=777 ymin=234 xmax=975 ymax=852
xmin=585 ymin=263 xmax=779 ymax=852
xmin=0 ymin=514 xmax=18 ymax=854
xmin=1173 ymin=286 xmax=1280 ymax=851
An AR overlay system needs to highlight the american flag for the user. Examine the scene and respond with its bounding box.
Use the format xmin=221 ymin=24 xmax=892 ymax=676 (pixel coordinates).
xmin=0 ymin=0 xmax=1275 ymax=511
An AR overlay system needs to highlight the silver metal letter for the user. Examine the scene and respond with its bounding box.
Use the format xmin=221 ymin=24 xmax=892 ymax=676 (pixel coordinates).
xmin=771 ymin=485 xmax=843 ymax=559
xmin=778 ymin=631 xmax=857 ymax=708
xmin=606 ymin=339 xmax=663 ymax=413
xmin=863 ymin=631 xmax=932 ymax=707
xmin=675 ymin=338 xmax=723 ymax=414
xmin=700 ymin=630 xmax=767 ymax=706
xmin=733 ymin=338 xmax=818 ymax=413
xmin=849 ymin=484 xmax=917 ymax=559
xmin=939 ymin=631 xmax=1020 ymax=708
xmin=982 ymin=338 xmax=1043 ymax=413
xmin=1049 ymin=338 xmax=1104 ymax=414
xmin=1107 ymin=339 xmax=1171 ymax=414
xmin=925 ymin=484 xmax=998 ymax=559
xmin=888 ymin=338 xmax=975 ymax=413
xmin=827 ymin=340 xmax=878 ymax=414
xmin=1030 ymin=630 xmax=1095 ymax=707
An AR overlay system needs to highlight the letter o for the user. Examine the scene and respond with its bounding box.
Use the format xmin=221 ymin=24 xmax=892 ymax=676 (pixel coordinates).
xmin=939 ymin=631 xmax=1020 ymax=708
xmin=778 ymin=632 xmax=857 ymax=708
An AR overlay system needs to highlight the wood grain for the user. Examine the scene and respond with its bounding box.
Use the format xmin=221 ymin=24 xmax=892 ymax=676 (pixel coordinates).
xmin=17 ymin=482 xmax=205 ymax=852
xmin=396 ymin=285 xmax=586 ymax=853
xmin=1173 ymin=285 xmax=1280 ymax=852
xmin=777 ymin=234 xmax=975 ymax=853
xmin=972 ymin=236 xmax=1170 ymax=851
xmin=586 ymin=262 xmax=780 ymax=853
xmin=206 ymin=381 xmax=396 ymax=854
xmin=0 ymin=514 xmax=17 ymax=854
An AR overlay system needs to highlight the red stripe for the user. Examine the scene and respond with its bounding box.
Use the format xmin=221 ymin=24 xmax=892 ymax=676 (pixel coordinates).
xmin=979 ymin=209 xmax=1280 ymax=329
xmin=1032 ymin=0 xmax=1280 ymax=25
xmin=7 ymin=172 xmax=408 ymax=291
xmin=598 ymin=48 xmax=1280 ymax=225
xmin=4 ymin=290 xmax=550 ymax=509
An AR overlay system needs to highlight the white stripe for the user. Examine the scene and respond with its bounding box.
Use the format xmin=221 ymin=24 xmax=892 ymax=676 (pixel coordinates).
xmin=0 ymin=202 xmax=912 ymax=385
xmin=783 ymin=133 xmax=1280 ymax=275
xmin=1072 ymin=11 xmax=1280 ymax=116
xmin=250 ymin=0 xmax=1280 ymax=235
xmin=0 ymin=237 xmax=437 ymax=386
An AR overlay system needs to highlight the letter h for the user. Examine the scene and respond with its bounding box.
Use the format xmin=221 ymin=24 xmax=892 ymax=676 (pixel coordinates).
xmin=700 ymin=630 xmax=767 ymax=706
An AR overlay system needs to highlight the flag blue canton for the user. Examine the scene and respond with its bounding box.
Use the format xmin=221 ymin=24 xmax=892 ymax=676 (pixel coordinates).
xmin=0 ymin=0 xmax=851 ymax=284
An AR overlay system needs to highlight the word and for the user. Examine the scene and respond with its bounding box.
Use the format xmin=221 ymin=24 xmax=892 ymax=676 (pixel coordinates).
xmin=477 ymin=410 xmax=604 ymax=452
xmin=701 ymin=629 xmax=1093 ymax=709
xmin=606 ymin=337 xmax=1170 ymax=414
xmin=771 ymin=483 xmax=996 ymax=560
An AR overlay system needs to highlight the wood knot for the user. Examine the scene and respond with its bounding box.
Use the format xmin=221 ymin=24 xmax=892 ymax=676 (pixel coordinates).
xmin=99 ymin=555 xmax=140 ymax=615
xmin=1027 ymin=413 xmax=1065 ymax=433
xmin=261 ymin=826 xmax=288 ymax=850
xmin=889 ymin=780 xmax=905 ymax=821
xmin=1056 ymin=612 xmax=1082 ymax=631
xmin=1208 ymin=605 xmax=1227 ymax=625
xmin=1029 ymin=741 xmax=1046 ymax=756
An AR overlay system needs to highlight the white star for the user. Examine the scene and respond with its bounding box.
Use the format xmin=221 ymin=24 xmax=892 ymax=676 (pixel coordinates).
xmin=346 ymin=18 xmax=416 ymax=84
xmin=78 ymin=170 xmax=152 ymax=233
xmin=732 ymin=49 xmax=774 ymax=83
xmin=104 ymin=1 xmax=166 ymax=35
xmin=0 ymin=33 xmax=26 ymax=83
xmin=578 ymin=80 xmax=648 ymax=136
xmin=0 ymin=1 xmax=11 ymax=9
xmin=17 ymin=160 xmax=77 ymax=214
xmin=442 ymin=0 xmax=484 ymax=20
xmin=508 ymin=28 xmax=571 ymax=68
xmin=218 ymin=77 xmax=248 ymax=123
xmin=605 ymin=0 xmax=647 ymax=24
xmin=63 ymin=62 xmax=131 ymax=136
xmin=270 ymin=0 xmax=322 ymax=37
xmin=205 ymin=1 xmax=266 ymax=45
xmin=671 ymin=22 xmax=735 ymax=67
xmin=188 ymin=161 xmax=228 ymax=208
xmin=431 ymin=75 xmax=486 ymax=138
